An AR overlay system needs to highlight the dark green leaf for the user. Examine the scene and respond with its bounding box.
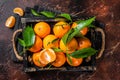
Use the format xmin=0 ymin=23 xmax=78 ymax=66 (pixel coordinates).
xmin=51 ymin=38 xmax=59 ymax=43
xmin=58 ymin=13 xmax=72 ymax=22
xmin=40 ymin=11 xmax=55 ymax=18
xmin=75 ymin=17 xmax=96 ymax=30
xmin=18 ymin=38 xmax=26 ymax=47
xmin=52 ymin=48 xmax=63 ymax=52
xmin=67 ymin=28 xmax=79 ymax=43
xmin=69 ymin=47 xmax=97 ymax=58
xmin=61 ymin=29 xmax=74 ymax=45
xmin=64 ymin=17 xmax=96 ymax=44
xmin=31 ymin=9 xmax=40 ymax=16
xmin=23 ymin=26 xmax=35 ymax=48
xmin=66 ymin=53 xmax=72 ymax=64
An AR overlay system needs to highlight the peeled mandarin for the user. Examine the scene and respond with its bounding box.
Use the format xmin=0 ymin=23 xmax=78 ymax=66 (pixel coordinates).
xmin=13 ymin=7 xmax=24 ymax=16
xmin=5 ymin=16 xmax=16 ymax=28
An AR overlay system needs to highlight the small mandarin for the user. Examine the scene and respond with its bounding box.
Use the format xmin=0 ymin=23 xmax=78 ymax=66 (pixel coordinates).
xmin=60 ymin=38 xmax=78 ymax=54
xmin=32 ymin=52 xmax=46 ymax=67
xmin=43 ymin=34 xmax=59 ymax=49
xmin=67 ymin=56 xmax=83 ymax=67
xmin=29 ymin=35 xmax=42 ymax=52
xmin=53 ymin=21 xmax=70 ymax=38
xmin=77 ymin=37 xmax=92 ymax=50
xmin=52 ymin=52 xmax=66 ymax=67
xmin=34 ymin=22 xmax=51 ymax=38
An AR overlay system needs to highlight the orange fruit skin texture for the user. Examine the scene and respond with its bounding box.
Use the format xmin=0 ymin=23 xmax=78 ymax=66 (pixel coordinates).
xmin=71 ymin=22 xmax=88 ymax=36
xmin=53 ymin=21 xmax=70 ymax=38
xmin=32 ymin=52 xmax=46 ymax=67
xmin=13 ymin=7 xmax=24 ymax=16
xmin=29 ymin=35 xmax=42 ymax=53
xmin=5 ymin=16 xmax=16 ymax=28
xmin=67 ymin=56 xmax=83 ymax=67
xmin=60 ymin=38 xmax=78 ymax=54
xmin=39 ymin=49 xmax=56 ymax=65
xmin=34 ymin=22 xmax=51 ymax=38
xmin=77 ymin=37 xmax=91 ymax=50
xmin=43 ymin=34 xmax=59 ymax=49
xmin=52 ymin=52 xmax=66 ymax=67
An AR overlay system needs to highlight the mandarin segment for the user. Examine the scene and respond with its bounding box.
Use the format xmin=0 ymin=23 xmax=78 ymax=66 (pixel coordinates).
xmin=5 ymin=16 xmax=16 ymax=28
xmin=29 ymin=35 xmax=42 ymax=52
xmin=52 ymin=52 xmax=66 ymax=67
xmin=34 ymin=22 xmax=51 ymax=38
xmin=13 ymin=7 xmax=24 ymax=16
xmin=67 ymin=56 xmax=83 ymax=67
xmin=39 ymin=49 xmax=56 ymax=65
xmin=53 ymin=21 xmax=70 ymax=38
xmin=60 ymin=38 xmax=78 ymax=54
xmin=43 ymin=34 xmax=59 ymax=49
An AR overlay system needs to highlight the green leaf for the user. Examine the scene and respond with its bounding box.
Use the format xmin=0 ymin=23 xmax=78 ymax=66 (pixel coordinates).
xmin=31 ymin=9 xmax=40 ymax=16
xmin=40 ymin=11 xmax=55 ymax=18
xmin=51 ymin=38 xmax=59 ymax=43
xmin=52 ymin=48 xmax=63 ymax=52
xmin=58 ymin=13 xmax=72 ymax=22
xmin=22 ymin=26 xmax=35 ymax=48
xmin=62 ymin=17 xmax=96 ymax=44
xmin=75 ymin=17 xmax=96 ymax=30
xmin=18 ymin=38 xmax=26 ymax=47
xmin=66 ymin=53 xmax=72 ymax=64
xmin=67 ymin=28 xmax=79 ymax=43
xmin=61 ymin=29 xmax=74 ymax=45
xmin=69 ymin=47 xmax=97 ymax=58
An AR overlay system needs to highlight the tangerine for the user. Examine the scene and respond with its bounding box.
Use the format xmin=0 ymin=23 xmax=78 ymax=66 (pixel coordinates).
xmin=53 ymin=21 xmax=70 ymax=38
xmin=52 ymin=52 xmax=66 ymax=67
xmin=43 ymin=34 xmax=59 ymax=49
xmin=29 ymin=35 xmax=42 ymax=52
xmin=77 ymin=37 xmax=91 ymax=50
xmin=34 ymin=22 xmax=51 ymax=38
xmin=32 ymin=52 xmax=46 ymax=67
xmin=60 ymin=38 xmax=78 ymax=54
xmin=67 ymin=56 xmax=83 ymax=67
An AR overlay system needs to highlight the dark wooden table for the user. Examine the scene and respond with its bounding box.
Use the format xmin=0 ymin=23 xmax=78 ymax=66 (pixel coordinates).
xmin=0 ymin=0 xmax=120 ymax=80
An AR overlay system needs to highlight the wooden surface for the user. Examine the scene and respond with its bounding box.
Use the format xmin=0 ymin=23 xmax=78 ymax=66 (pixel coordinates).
xmin=0 ymin=0 xmax=120 ymax=80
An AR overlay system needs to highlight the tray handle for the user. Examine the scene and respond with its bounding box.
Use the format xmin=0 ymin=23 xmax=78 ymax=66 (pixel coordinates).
xmin=12 ymin=29 xmax=23 ymax=61
xmin=95 ymin=27 xmax=105 ymax=59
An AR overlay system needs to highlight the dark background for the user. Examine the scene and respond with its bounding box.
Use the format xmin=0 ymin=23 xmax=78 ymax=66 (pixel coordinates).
xmin=0 ymin=0 xmax=120 ymax=80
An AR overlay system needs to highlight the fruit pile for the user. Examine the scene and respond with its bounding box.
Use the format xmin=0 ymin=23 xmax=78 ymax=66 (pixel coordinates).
xmin=27 ymin=21 xmax=94 ymax=67
xmin=5 ymin=7 xmax=97 ymax=68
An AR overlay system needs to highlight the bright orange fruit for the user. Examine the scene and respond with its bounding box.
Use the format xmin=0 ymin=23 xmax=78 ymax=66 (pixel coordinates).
xmin=43 ymin=34 xmax=59 ymax=49
xmin=77 ymin=37 xmax=91 ymax=50
xmin=29 ymin=35 xmax=42 ymax=52
xmin=32 ymin=52 xmax=46 ymax=67
xmin=67 ymin=56 xmax=83 ymax=67
xmin=53 ymin=21 xmax=70 ymax=38
xmin=34 ymin=22 xmax=51 ymax=38
xmin=52 ymin=52 xmax=66 ymax=67
xmin=60 ymin=38 xmax=78 ymax=54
